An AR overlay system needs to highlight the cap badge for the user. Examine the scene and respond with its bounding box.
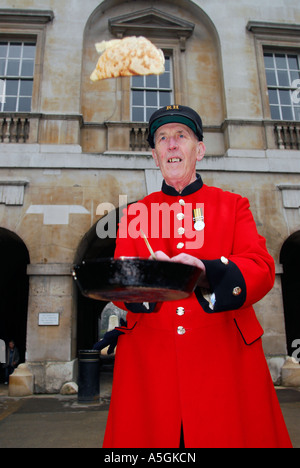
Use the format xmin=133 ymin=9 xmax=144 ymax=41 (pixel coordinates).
xmin=166 ymin=105 xmax=180 ymax=111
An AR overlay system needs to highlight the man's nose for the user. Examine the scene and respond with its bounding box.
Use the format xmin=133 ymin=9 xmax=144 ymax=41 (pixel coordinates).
xmin=168 ymin=136 xmax=178 ymax=149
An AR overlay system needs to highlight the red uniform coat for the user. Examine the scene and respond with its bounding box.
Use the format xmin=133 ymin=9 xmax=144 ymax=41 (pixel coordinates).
xmin=103 ymin=176 xmax=292 ymax=448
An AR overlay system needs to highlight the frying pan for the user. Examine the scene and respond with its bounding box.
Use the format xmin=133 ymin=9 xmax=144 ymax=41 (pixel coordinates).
xmin=72 ymin=258 xmax=201 ymax=302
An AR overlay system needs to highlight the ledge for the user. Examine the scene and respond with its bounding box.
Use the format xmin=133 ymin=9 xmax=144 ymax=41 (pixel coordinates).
xmin=277 ymin=184 xmax=300 ymax=191
xmin=27 ymin=263 xmax=73 ymax=276
xmin=0 ymin=177 xmax=29 ymax=205
xmin=0 ymin=177 xmax=29 ymax=186
xmin=247 ymin=20 xmax=300 ymax=36
xmin=0 ymin=9 xmax=54 ymax=24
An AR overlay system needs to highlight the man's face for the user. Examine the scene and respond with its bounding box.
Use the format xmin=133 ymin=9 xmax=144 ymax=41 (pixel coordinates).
xmin=152 ymin=123 xmax=205 ymax=192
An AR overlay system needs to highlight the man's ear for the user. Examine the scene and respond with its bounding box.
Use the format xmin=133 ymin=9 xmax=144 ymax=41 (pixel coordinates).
xmin=196 ymin=141 xmax=206 ymax=162
xmin=152 ymin=149 xmax=160 ymax=167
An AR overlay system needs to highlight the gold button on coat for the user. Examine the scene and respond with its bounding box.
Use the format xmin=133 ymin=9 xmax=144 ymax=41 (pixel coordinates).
xmin=179 ymin=199 xmax=185 ymax=206
xmin=177 ymin=213 xmax=184 ymax=221
xmin=177 ymin=326 xmax=186 ymax=335
xmin=233 ymin=287 xmax=242 ymax=296
xmin=178 ymin=227 xmax=185 ymax=235
xmin=177 ymin=242 xmax=184 ymax=249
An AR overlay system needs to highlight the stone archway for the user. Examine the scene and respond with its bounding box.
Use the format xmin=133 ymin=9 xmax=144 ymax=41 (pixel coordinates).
xmin=81 ymin=0 xmax=225 ymax=153
xmin=75 ymin=206 xmax=125 ymax=351
xmin=280 ymin=231 xmax=300 ymax=357
xmin=0 ymin=228 xmax=30 ymax=378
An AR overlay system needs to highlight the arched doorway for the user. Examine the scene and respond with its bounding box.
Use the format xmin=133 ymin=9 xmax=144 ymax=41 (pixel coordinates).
xmin=75 ymin=206 xmax=125 ymax=351
xmin=280 ymin=231 xmax=300 ymax=357
xmin=0 ymin=228 xmax=30 ymax=380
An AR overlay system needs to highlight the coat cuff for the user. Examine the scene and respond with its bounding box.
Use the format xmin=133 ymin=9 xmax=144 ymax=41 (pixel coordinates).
xmin=195 ymin=258 xmax=246 ymax=313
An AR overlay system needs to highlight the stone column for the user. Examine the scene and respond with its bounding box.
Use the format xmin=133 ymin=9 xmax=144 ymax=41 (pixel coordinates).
xmin=26 ymin=263 xmax=77 ymax=393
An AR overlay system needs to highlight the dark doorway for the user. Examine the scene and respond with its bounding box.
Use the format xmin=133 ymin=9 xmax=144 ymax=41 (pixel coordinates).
xmin=0 ymin=228 xmax=30 ymax=380
xmin=75 ymin=206 xmax=124 ymax=351
xmin=280 ymin=231 xmax=300 ymax=357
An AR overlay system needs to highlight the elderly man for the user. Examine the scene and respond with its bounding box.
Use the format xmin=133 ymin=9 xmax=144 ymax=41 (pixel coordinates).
xmin=97 ymin=105 xmax=292 ymax=448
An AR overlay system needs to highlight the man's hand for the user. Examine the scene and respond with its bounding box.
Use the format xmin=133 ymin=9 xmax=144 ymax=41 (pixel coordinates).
xmin=153 ymin=251 xmax=210 ymax=289
xmin=93 ymin=319 xmax=127 ymax=355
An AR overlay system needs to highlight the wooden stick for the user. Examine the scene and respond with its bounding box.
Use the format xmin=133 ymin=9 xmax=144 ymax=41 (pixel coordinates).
xmin=140 ymin=230 xmax=157 ymax=260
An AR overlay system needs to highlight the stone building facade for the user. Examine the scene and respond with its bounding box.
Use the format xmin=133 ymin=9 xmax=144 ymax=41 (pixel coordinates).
xmin=0 ymin=0 xmax=299 ymax=392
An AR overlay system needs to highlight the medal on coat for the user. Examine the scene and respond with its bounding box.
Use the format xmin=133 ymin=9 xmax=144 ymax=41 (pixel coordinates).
xmin=193 ymin=207 xmax=205 ymax=231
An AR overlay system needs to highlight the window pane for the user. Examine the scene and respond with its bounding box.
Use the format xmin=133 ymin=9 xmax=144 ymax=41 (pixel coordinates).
xmin=159 ymin=73 xmax=170 ymax=89
xmin=9 ymin=43 xmax=22 ymax=58
xmin=0 ymin=59 xmax=5 ymax=75
xmin=266 ymin=69 xmax=277 ymax=86
xmin=159 ymin=91 xmax=171 ymax=107
xmin=18 ymin=97 xmax=31 ymax=112
xmin=275 ymin=54 xmax=287 ymax=69
xmin=132 ymin=107 xmax=144 ymax=121
xmin=146 ymin=75 xmax=157 ymax=88
xmin=288 ymin=55 xmax=298 ymax=70
xmin=132 ymin=90 xmax=144 ymax=106
xmin=279 ymin=89 xmax=291 ymax=105
xmin=146 ymin=107 xmax=157 ymax=122
xmin=21 ymin=60 xmax=34 ymax=77
xmin=20 ymin=80 xmax=33 ymax=96
xmin=146 ymin=91 xmax=157 ymax=107
xmin=294 ymin=107 xmax=300 ymax=121
xmin=132 ymin=76 xmax=144 ymax=87
xmin=164 ymin=57 xmax=171 ymax=72
xmin=268 ymin=89 xmax=278 ymax=105
xmin=291 ymin=71 xmax=300 ymax=83
xmin=270 ymin=106 xmax=281 ymax=120
xmin=264 ymin=53 xmax=274 ymax=68
xmin=0 ymin=43 xmax=7 ymax=58
xmin=281 ymin=106 xmax=293 ymax=120
xmin=3 ymin=96 xmax=17 ymax=111
xmin=277 ymin=70 xmax=290 ymax=87
xmin=7 ymin=60 xmax=20 ymax=76
xmin=23 ymin=43 xmax=36 ymax=59
xmin=6 ymin=80 xmax=18 ymax=95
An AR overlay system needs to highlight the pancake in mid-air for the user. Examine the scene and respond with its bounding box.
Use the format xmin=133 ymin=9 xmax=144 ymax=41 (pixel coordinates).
xmin=90 ymin=36 xmax=165 ymax=81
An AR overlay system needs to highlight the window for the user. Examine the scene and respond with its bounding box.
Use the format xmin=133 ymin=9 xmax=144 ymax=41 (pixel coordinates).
xmin=0 ymin=41 xmax=36 ymax=112
xmin=264 ymin=51 xmax=300 ymax=121
xmin=131 ymin=55 xmax=174 ymax=122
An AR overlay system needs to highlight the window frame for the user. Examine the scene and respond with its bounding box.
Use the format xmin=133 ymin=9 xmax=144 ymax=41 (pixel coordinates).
xmin=0 ymin=15 xmax=51 ymax=114
xmin=248 ymin=21 xmax=300 ymax=121
xmin=0 ymin=40 xmax=37 ymax=112
xmin=130 ymin=53 xmax=175 ymax=122
xmin=263 ymin=49 xmax=300 ymax=122
xmin=120 ymin=39 xmax=187 ymax=122
xmin=105 ymin=8 xmax=195 ymax=124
